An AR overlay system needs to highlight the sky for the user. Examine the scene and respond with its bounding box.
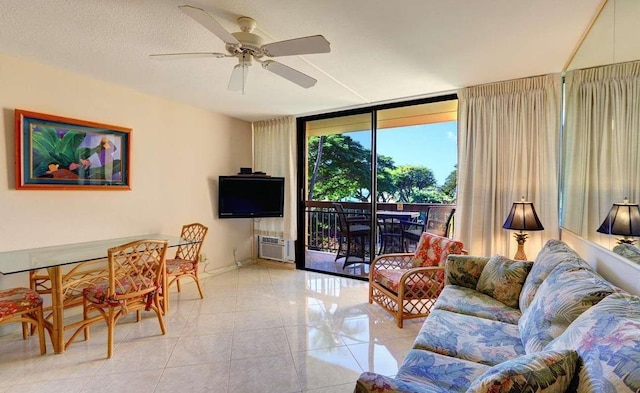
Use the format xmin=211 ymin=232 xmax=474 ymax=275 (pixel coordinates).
xmin=348 ymin=121 xmax=457 ymax=185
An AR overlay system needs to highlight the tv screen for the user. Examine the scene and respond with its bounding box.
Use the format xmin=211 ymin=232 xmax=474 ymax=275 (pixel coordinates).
xmin=218 ymin=176 xmax=285 ymax=219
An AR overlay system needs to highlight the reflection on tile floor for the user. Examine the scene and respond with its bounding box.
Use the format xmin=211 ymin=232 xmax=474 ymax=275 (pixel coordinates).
xmin=0 ymin=265 xmax=424 ymax=393
xmin=305 ymin=250 xmax=370 ymax=279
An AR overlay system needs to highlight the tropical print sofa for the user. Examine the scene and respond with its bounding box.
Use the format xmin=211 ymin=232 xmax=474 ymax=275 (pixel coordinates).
xmin=355 ymin=239 xmax=640 ymax=393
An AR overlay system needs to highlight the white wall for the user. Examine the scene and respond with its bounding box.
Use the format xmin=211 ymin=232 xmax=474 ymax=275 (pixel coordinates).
xmin=560 ymin=228 xmax=640 ymax=295
xmin=0 ymin=53 xmax=253 ymax=289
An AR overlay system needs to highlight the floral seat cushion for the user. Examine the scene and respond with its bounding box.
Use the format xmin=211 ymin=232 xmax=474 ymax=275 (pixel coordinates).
xmin=355 ymin=349 xmax=490 ymax=393
xmin=433 ymin=285 xmax=522 ymax=325
xmin=413 ymin=309 xmax=525 ymax=366
xmin=0 ymin=287 xmax=42 ymax=318
xmin=373 ymin=269 xmax=443 ymax=297
xmin=166 ymin=258 xmax=195 ymax=274
xmin=546 ymin=292 xmax=640 ymax=393
xmin=84 ymin=276 xmax=155 ymax=307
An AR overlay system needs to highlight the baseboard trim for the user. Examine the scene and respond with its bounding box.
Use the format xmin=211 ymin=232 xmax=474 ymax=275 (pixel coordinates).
xmin=256 ymin=258 xmax=296 ymax=270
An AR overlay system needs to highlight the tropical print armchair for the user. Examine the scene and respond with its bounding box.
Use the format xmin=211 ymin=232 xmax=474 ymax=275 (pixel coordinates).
xmin=368 ymin=232 xmax=463 ymax=328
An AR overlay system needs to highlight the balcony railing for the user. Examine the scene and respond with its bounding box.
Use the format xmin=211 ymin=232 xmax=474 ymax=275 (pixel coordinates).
xmin=304 ymin=201 xmax=455 ymax=254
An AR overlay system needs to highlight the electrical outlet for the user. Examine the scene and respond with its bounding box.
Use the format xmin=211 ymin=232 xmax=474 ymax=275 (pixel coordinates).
xmin=396 ymin=203 xmax=404 ymax=211
xmin=200 ymin=253 xmax=208 ymax=263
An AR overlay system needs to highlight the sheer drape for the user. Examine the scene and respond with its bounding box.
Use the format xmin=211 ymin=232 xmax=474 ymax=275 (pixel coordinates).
xmin=563 ymin=61 xmax=640 ymax=242
xmin=252 ymin=116 xmax=297 ymax=240
xmin=457 ymin=74 xmax=561 ymax=257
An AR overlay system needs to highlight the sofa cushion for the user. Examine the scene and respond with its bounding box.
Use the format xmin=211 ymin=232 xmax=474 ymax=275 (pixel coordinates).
xmin=466 ymin=349 xmax=578 ymax=393
xmin=356 ymin=352 xmax=488 ymax=393
xmin=355 ymin=372 xmax=444 ymax=393
xmin=519 ymin=240 xmax=587 ymax=312
xmin=519 ymin=262 xmax=618 ymax=353
xmin=397 ymin=350 xmax=491 ymax=393
xmin=413 ymin=309 xmax=525 ymax=366
xmin=445 ymin=255 xmax=490 ymax=289
xmin=476 ymin=255 xmax=532 ymax=308
xmin=412 ymin=233 xmax=464 ymax=281
xmin=433 ymin=285 xmax=522 ymax=325
xmin=546 ymin=292 xmax=640 ymax=393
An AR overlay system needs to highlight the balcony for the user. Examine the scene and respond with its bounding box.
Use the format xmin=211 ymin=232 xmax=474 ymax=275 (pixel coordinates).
xmin=303 ymin=201 xmax=455 ymax=279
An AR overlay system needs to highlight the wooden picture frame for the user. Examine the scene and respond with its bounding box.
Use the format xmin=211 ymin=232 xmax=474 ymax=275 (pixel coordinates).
xmin=14 ymin=109 xmax=131 ymax=190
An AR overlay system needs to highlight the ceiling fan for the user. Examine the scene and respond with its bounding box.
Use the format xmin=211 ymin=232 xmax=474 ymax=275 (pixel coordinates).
xmin=150 ymin=5 xmax=331 ymax=92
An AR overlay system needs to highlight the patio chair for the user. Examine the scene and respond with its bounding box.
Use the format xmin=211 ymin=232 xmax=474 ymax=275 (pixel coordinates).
xmin=163 ymin=223 xmax=208 ymax=313
xmin=402 ymin=206 xmax=455 ymax=252
xmin=369 ymin=232 xmax=463 ymax=327
xmin=0 ymin=287 xmax=47 ymax=354
xmin=333 ymin=203 xmax=372 ymax=269
xmin=377 ymin=215 xmax=405 ymax=254
xmin=79 ymin=239 xmax=168 ymax=358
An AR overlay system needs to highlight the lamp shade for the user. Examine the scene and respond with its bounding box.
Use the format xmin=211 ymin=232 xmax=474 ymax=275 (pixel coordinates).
xmin=502 ymin=199 xmax=544 ymax=231
xmin=596 ymin=201 xmax=640 ymax=237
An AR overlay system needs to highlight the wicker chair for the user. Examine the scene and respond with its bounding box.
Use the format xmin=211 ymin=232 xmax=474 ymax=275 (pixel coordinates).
xmin=0 ymin=287 xmax=47 ymax=354
xmin=28 ymin=260 xmax=109 ymax=344
xmin=163 ymin=223 xmax=208 ymax=313
xmin=78 ymin=239 xmax=168 ymax=358
xmin=369 ymin=232 xmax=464 ymax=328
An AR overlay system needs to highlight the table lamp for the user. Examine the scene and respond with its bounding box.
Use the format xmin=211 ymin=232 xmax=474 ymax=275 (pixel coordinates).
xmin=502 ymin=197 xmax=544 ymax=260
xmin=596 ymin=198 xmax=640 ymax=244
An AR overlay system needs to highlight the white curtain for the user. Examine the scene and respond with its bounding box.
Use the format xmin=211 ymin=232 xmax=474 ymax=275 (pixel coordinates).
xmin=457 ymin=74 xmax=562 ymax=258
xmin=252 ymin=116 xmax=297 ymax=240
xmin=563 ymin=61 xmax=640 ymax=242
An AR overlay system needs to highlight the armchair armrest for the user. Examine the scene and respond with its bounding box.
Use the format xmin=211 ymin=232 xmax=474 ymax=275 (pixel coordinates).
xmin=370 ymin=253 xmax=415 ymax=273
xmin=400 ymin=219 xmax=425 ymax=231
xmin=345 ymin=214 xmax=370 ymax=226
xmin=444 ymin=255 xmax=490 ymax=289
xmin=356 ymin=372 xmax=441 ymax=393
xmin=398 ymin=266 xmax=445 ymax=299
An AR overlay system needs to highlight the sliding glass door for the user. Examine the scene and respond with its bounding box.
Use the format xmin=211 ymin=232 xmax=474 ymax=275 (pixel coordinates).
xmin=301 ymin=112 xmax=374 ymax=279
xmin=296 ymin=95 xmax=458 ymax=279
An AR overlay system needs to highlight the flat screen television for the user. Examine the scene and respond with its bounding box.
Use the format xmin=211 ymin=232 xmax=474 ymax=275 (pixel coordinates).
xmin=218 ymin=176 xmax=285 ymax=219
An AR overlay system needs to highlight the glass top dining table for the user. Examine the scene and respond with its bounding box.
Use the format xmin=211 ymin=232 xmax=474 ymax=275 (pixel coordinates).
xmin=0 ymin=233 xmax=195 ymax=354
xmin=0 ymin=233 xmax=190 ymax=275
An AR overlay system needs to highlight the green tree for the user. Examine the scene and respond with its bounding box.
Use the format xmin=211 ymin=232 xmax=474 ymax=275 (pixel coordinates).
xmin=307 ymin=134 xmax=372 ymax=201
xmin=307 ymin=134 xmax=398 ymax=202
xmin=391 ymin=165 xmax=437 ymax=203
xmin=441 ymin=165 xmax=457 ymax=199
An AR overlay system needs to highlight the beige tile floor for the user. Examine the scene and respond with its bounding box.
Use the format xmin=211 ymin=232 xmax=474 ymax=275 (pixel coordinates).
xmin=0 ymin=265 xmax=424 ymax=393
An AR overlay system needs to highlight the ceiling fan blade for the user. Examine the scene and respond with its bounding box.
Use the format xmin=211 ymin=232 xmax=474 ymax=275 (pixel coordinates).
xmin=149 ymin=52 xmax=228 ymax=60
xmin=228 ymin=64 xmax=249 ymax=91
xmin=262 ymin=60 xmax=317 ymax=88
xmin=262 ymin=35 xmax=330 ymax=57
xmin=179 ymin=5 xmax=240 ymax=46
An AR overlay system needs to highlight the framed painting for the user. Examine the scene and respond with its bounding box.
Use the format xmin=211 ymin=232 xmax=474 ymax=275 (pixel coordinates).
xmin=14 ymin=109 xmax=131 ymax=190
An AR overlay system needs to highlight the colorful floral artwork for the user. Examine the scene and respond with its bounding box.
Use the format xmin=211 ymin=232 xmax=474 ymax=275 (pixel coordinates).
xmin=15 ymin=109 xmax=131 ymax=190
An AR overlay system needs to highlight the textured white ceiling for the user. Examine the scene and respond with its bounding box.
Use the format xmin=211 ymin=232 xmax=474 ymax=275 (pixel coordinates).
xmin=0 ymin=0 xmax=603 ymax=122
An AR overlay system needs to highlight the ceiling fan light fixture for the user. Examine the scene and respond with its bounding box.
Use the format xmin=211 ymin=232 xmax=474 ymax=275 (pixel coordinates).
xmin=156 ymin=5 xmax=331 ymax=92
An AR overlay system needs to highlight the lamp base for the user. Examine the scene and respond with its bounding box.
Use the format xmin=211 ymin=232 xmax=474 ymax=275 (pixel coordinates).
xmin=617 ymin=237 xmax=636 ymax=245
xmin=512 ymin=232 xmax=528 ymax=261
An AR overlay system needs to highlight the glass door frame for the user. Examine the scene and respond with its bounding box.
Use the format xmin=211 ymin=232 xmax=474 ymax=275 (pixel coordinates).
xmin=295 ymin=94 xmax=458 ymax=278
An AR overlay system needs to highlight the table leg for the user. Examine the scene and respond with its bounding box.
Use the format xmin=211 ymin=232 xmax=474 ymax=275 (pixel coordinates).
xmin=47 ymin=266 xmax=65 ymax=354
xmin=163 ymin=262 xmax=168 ymax=314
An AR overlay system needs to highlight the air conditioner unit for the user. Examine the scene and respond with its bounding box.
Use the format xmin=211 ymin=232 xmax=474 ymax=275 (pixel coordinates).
xmin=258 ymin=236 xmax=295 ymax=262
